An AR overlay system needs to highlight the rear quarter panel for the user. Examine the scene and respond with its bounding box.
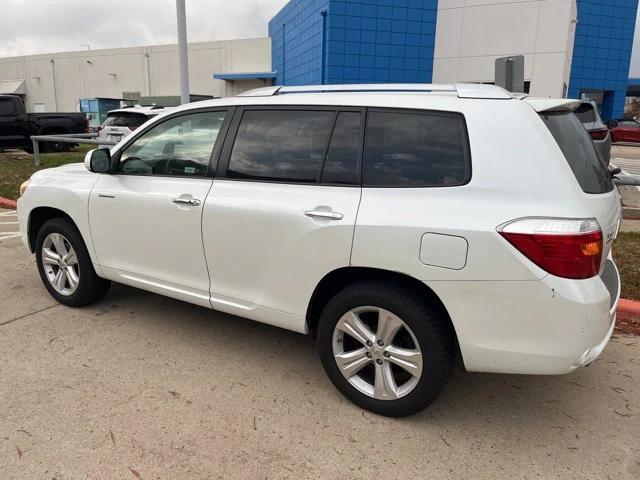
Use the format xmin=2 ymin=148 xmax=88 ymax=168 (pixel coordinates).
xmin=351 ymin=98 xmax=594 ymax=282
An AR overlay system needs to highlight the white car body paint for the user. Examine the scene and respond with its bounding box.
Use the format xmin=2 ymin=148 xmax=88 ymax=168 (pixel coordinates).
xmin=17 ymin=84 xmax=621 ymax=375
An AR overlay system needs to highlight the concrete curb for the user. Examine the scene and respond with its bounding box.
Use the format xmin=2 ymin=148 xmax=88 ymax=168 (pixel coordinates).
xmin=623 ymin=207 xmax=640 ymax=220
xmin=0 ymin=196 xmax=17 ymax=210
xmin=618 ymin=298 xmax=640 ymax=322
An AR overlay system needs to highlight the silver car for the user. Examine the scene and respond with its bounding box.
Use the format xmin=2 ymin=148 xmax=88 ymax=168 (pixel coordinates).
xmin=574 ymin=100 xmax=611 ymax=165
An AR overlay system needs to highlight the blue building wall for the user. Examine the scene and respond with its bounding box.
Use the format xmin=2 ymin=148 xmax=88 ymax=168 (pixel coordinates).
xmin=269 ymin=0 xmax=439 ymax=86
xmin=569 ymin=0 xmax=639 ymax=120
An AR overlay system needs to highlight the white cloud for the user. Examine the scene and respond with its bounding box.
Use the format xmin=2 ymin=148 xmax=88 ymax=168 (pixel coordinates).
xmin=0 ymin=0 xmax=288 ymax=57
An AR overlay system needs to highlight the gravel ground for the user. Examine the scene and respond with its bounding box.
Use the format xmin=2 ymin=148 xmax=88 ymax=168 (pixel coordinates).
xmin=1 ymin=236 xmax=639 ymax=480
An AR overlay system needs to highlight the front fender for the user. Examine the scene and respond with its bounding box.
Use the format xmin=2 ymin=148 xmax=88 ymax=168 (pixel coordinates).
xmin=17 ymin=165 xmax=101 ymax=271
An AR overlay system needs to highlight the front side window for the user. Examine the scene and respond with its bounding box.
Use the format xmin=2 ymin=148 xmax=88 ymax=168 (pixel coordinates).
xmin=363 ymin=110 xmax=470 ymax=187
xmin=226 ymin=110 xmax=334 ymax=183
xmin=118 ymin=111 xmax=226 ymax=176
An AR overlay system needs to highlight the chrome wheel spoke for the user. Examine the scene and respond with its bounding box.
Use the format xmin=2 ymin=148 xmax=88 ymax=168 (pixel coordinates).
xmin=385 ymin=345 xmax=423 ymax=378
xmin=53 ymin=268 xmax=67 ymax=292
xmin=376 ymin=309 xmax=404 ymax=346
xmin=336 ymin=311 xmax=375 ymax=346
xmin=51 ymin=233 xmax=68 ymax=257
xmin=66 ymin=266 xmax=79 ymax=290
xmin=335 ymin=348 xmax=371 ymax=378
xmin=42 ymin=247 xmax=60 ymax=266
xmin=374 ymin=361 xmax=398 ymax=400
xmin=64 ymin=248 xmax=78 ymax=266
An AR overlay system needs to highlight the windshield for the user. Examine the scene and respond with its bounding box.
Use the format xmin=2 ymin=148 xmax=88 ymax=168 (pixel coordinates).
xmin=573 ymin=104 xmax=597 ymax=124
xmin=103 ymin=112 xmax=149 ymax=129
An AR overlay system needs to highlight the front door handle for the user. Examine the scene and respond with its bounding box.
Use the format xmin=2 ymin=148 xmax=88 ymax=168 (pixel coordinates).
xmin=172 ymin=197 xmax=201 ymax=206
xmin=304 ymin=208 xmax=343 ymax=220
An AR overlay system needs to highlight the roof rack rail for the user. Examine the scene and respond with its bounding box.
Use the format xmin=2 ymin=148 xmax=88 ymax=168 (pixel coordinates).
xmin=237 ymin=83 xmax=512 ymax=100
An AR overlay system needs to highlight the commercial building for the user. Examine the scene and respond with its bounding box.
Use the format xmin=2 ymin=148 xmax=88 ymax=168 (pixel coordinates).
xmin=269 ymin=0 xmax=638 ymax=120
xmin=0 ymin=0 xmax=637 ymax=119
xmin=0 ymin=38 xmax=271 ymax=113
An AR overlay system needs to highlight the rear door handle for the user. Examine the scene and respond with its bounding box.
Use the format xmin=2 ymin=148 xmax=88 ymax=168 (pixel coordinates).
xmin=173 ymin=197 xmax=201 ymax=206
xmin=304 ymin=208 xmax=343 ymax=220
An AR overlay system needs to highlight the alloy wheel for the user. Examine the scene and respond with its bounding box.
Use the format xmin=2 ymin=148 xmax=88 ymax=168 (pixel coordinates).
xmin=332 ymin=306 xmax=423 ymax=400
xmin=41 ymin=232 xmax=80 ymax=296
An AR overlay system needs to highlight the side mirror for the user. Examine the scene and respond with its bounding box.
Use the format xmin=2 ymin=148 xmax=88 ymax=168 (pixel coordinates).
xmin=84 ymin=148 xmax=111 ymax=173
xmin=607 ymin=120 xmax=619 ymax=129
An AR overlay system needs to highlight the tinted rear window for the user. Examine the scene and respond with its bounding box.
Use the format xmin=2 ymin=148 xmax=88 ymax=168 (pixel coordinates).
xmin=227 ymin=110 xmax=333 ymax=183
xmin=540 ymin=111 xmax=613 ymax=194
xmin=363 ymin=110 xmax=470 ymax=187
xmin=103 ymin=112 xmax=149 ymax=129
xmin=573 ymin=104 xmax=596 ymax=124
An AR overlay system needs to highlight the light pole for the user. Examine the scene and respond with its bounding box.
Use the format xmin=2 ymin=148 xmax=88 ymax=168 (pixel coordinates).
xmin=176 ymin=0 xmax=190 ymax=104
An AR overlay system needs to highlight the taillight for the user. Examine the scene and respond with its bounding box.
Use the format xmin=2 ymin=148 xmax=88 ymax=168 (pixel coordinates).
xmin=498 ymin=218 xmax=602 ymax=279
xmin=589 ymin=128 xmax=608 ymax=141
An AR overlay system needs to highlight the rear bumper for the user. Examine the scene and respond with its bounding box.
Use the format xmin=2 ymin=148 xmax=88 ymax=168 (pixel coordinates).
xmin=429 ymin=257 xmax=620 ymax=375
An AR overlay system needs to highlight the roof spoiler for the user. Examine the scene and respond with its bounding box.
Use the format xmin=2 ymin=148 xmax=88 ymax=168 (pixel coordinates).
xmin=519 ymin=96 xmax=582 ymax=113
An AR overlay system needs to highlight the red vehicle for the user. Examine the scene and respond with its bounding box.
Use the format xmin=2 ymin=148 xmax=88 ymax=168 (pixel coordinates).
xmin=609 ymin=119 xmax=640 ymax=143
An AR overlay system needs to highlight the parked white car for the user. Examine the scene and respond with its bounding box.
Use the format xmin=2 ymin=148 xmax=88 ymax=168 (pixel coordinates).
xmin=17 ymin=84 xmax=621 ymax=417
xmin=98 ymin=105 xmax=171 ymax=145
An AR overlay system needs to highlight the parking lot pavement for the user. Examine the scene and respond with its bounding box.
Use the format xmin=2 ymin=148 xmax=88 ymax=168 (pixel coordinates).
xmin=0 ymin=208 xmax=20 ymax=242
xmin=612 ymin=145 xmax=640 ymax=176
xmin=1 ymin=237 xmax=639 ymax=480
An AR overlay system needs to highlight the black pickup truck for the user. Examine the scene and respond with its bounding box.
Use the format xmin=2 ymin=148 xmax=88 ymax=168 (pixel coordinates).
xmin=0 ymin=94 xmax=88 ymax=152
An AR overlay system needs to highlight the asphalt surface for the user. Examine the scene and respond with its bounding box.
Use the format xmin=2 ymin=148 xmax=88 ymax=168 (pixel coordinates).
xmin=1 ymin=224 xmax=639 ymax=479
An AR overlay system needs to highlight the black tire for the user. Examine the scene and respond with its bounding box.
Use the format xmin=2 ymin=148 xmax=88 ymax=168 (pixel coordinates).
xmin=35 ymin=217 xmax=110 ymax=307
xmin=317 ymin=281 xmax=454 ymax=417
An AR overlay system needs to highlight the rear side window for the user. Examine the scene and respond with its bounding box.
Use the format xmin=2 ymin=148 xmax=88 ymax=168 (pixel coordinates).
xmin=573 ymin=104 xmax=596 ymax=124
xmin=540 ymin=111 xmax=613 ymax=194
xmin=227 ymin=110 xmax=334 ymax=183
xmin=104 ymin=112 xmax=149 ymax=129
xmin=363 ymin=110 xmax=470 ymax=187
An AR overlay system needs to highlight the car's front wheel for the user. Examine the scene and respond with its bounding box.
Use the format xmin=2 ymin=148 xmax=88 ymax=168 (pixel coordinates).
xmin=317 ymin=282 xmax=454 ymax=417
xmin=35 ymin=218 xmax=110 ymax=307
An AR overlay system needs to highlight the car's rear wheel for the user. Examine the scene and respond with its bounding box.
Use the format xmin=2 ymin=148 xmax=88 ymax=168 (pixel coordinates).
xmin=35 ymin=218 xmax=110 ymax=307
xmin=317 ymin=282 xmax=454 ymax=417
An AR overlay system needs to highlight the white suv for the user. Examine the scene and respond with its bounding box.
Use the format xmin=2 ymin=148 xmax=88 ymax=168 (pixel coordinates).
xmin=17 ymin=84 xmax=621 ymax=417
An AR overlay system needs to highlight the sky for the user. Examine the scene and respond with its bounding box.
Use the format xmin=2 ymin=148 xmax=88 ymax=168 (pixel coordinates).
xmin=1 ymin=0 xmax=640 ymax=77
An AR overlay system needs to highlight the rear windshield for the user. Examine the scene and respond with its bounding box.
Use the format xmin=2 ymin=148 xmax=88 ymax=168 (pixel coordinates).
xmin=540 ymin=111 xmax=612 ymax=194
xmin=573 ymin=103 xmax=597 ymax=124
xmin=103 ymin=112 xmax=149 ymax=129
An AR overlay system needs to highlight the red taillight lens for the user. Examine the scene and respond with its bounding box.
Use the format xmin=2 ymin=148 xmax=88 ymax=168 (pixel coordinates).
xmin=499 ymin=218 xmax=603 ymax=279
xmin=589 ymin=128 xmax=608 ymax=141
